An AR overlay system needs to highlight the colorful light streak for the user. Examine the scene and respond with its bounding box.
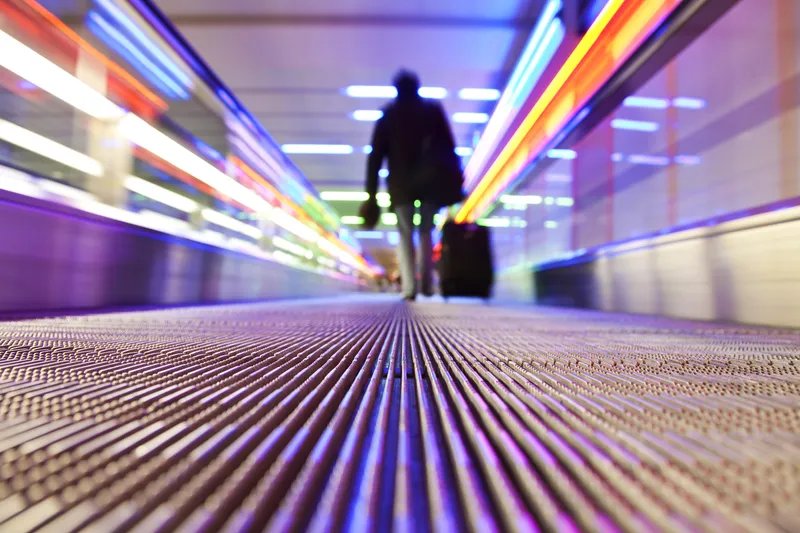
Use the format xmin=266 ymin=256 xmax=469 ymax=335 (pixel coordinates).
xmin=86 ymin=11 xmax=189 ymax=100
xmin=94 ymin=0 xmax=192 ymax=89
xmin=11 ymin=0 xmax=166 ymax=113
xmin=457 ymin=0 xmax=683 ymax=223
xmin=463 ymin=0 xmax=565 ymax=191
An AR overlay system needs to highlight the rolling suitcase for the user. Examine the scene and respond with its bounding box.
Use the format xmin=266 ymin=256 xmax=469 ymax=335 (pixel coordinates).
xmin=437 ymin=221 xmax=494 ymax=300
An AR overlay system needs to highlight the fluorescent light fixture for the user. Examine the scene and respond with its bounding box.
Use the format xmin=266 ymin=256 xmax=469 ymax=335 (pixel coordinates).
xmin=341 ymin=216 xmax=364 ymax=225
xmin=363 ymin=145 xmax=373 ymax=154
xmin=87 ymin=11 xmax=189 ymax=100
xmin=623 ymin=96 xmax=669 ymax=109
xmin=120 ymin=114 xmax=271 ymax=212
xmin=352 ymin=110 xmax=384 ymax=122
xmin=672 ymin=97 xmax=706 ymax=109
xmin=0 ymin=119 xmax=103 ymax=176
xmin=547 ymin=149 xmax=576 ymax=160
xmin=320 ymin=191 xmax=370 ymax=201
xmin=379 ymin=169 xmax=389 ymax=178
xmin=611 ymin=152 xmax=624 ymax=162
xmin=501 ymin=194 xmax=542 ymax=205
xmin=544 ymin=220 xmax=558 ymax=229
xmin=455 ymin=147 xmax=473 ymax=157
xmin=381 ymin=213 xmax=398 ymax=225
xmin=281 ymin=144 xmax=354 ymax=154
xmin=628 ymin=154 xmax=670 ymax=166
xmin=345 ymin=85 xmax=447 ymax=99
xmin=0 ymin=30 xmax=123 ymax=120
xmin=555 ymin=197 xmax=574 ymax=206
xmin=353 ymin=231 xmax=384 ymax=239
xmin=94 ymin=0 xmax=192 ymax=87
xmin=273 ymin=236 xmax=313 ymax=259
xmin=418 ymin=87 xmax=448 ymax=99
xmin=453 ymin=112 xmax=489 ymax=124
xmin=345 ymin=86 xmax=397 ymax=98
xmin=611 ymin=119 xmax=659 ymax=132
xmin=458 ymin=88 xmax=501 ymax=101
xmin=675 ymin=154 xmax=701 ymax=165
xmin=125 ymin=175 xmax=198 ymax=212
xmin=202 ymin=209 xmax=262 ymax=240
xmin=477 ymin=217 xmax=510 ymax=228
xmin=544 ymin=196 xmax=554 ymax=205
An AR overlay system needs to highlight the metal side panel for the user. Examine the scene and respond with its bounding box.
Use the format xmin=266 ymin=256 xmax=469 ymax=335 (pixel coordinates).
xmin=534 ymin=206 xmax=800 ymax=328
xmin=0 ymin=190 xmax=361 ymax=312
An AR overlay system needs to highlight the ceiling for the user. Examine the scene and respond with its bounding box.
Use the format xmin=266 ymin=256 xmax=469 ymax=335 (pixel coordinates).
xmin=153 ymin=0 xmax=548 ymax=270
xmin=156 ymin=0 xmax=545 ymax=189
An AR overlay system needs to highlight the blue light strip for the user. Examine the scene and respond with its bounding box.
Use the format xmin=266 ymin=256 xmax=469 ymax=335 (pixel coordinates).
xmin=126 ymin=0 xmax=342 ymax=221
xmin=86 ymin=11 xmax=187 ymax=100
xmin=506 ymin=0 xmax=564 ymax=107
xmin=509 ymin=17 xmax=566 ymax=108
xmin=94 ymin=0 xmax=192 ymax=89
xmin=463 ymin=0 xmax=565 ymax=191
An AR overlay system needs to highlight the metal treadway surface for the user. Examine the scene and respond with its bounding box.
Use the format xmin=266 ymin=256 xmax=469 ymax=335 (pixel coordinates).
xmin=0 ymin=297 xmax=799 ymax=533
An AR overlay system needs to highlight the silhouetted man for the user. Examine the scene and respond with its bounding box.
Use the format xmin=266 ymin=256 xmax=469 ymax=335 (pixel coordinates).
xmin=365 ymin=70 xmax=458 ymax=301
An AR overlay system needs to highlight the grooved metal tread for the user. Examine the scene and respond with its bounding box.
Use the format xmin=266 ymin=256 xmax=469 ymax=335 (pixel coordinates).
xmin=0 ymin=297 xmax=799 ymax=533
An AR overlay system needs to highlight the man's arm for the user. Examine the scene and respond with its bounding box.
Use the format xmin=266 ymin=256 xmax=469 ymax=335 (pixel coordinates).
xmin=433 ymin=102 xmax=456 ymax=152
xmin=366 ymin=115 xmax=388 ymax=199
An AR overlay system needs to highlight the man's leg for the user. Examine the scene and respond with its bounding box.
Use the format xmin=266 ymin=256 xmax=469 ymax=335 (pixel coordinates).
xmin=418 ymin=203 xmax=438 ymax=296
xmin=394 ymin=204 xmax=417 ymax=299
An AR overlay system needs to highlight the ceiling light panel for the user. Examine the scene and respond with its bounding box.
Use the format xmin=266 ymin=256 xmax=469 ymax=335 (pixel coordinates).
xmin=344 ymin=86 xmax=448 ymax=99
xmin=458 ymin=88 xmax=501 ymax=101
xmin=351 ymin=110 xmax=384 ymax=122
xmin=281 ymin=144 xmax=354 ymax=155
xmin=453 ymin=112 xmax=489 ymax=124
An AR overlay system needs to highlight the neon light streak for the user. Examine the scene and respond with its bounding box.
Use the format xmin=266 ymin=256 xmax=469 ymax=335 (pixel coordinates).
xmin=0 ymin=119 xmax=103 ymax=176
xmin=0 ymin=29 xmax=123 ymax=119
xmin=458 ymin=0 xmax=682 ymax=223
xmin=87 ymin=11 xmax=188 ymax=100
xmin=94 ymin=0 xmax=192 ymax=88
xmin=125 ymin=175 xmax=198 ymax=212
xmin=463 ymin=0 xmax=564 ymax=189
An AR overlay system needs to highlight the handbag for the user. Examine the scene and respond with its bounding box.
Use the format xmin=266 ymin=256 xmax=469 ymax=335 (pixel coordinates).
xmin=413 ymin=134 xmax=464 ymax=208
xmin=358 ymin=199 xmax=381 ymax=229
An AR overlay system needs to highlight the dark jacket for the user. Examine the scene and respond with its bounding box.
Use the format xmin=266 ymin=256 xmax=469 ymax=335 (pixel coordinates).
xmin=366 ymin=96 xmax=457 ymax=207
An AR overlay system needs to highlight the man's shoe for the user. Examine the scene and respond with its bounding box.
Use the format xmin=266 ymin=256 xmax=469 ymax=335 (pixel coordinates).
xmin=403 ymin=294 xmax=416 ymax=302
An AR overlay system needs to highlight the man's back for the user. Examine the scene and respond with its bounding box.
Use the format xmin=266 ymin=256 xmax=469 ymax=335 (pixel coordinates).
xmin=367 ymin=97 xmax=455 ymax=207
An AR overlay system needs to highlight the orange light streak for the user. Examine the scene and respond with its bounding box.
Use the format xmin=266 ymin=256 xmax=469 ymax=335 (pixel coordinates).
xmin=456 ymin=0 xmax=682 ymax=222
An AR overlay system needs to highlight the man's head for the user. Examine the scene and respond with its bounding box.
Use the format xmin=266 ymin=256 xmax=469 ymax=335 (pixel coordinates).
xmin=393 ymin=70 xmax=420 ymax=100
